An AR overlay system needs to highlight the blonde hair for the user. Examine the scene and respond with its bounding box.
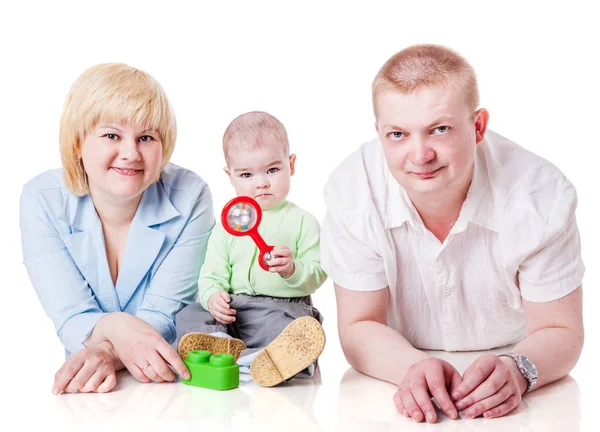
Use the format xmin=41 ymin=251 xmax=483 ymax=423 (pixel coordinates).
xmin=372 ymin=44 xmax=479 ymax=116
xmin=222 ymin=111 xmax=289 ymax=164
xmin=59 ymin=63 xmax=177 ymax=195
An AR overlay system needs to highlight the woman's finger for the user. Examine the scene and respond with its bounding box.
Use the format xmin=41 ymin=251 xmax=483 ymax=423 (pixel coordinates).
xmin=78 ymin=369 xmax=111 ymax=393
xmin=156 ymin=341 xmax=191 ymax=380
xmin=53 ymin=355 xmax=85 ymax=394
xmin=148 ymin=352 xmax=176 ymax=382
xmin=124 ymin=360 xmax=151 ymax=383
xmin=63 ymin=360 xmax=97 ymax=393
xmin=96 ymin=373 xmax=117 ymax=393
xmin=142 ymin=364 xmax=165 ymax=383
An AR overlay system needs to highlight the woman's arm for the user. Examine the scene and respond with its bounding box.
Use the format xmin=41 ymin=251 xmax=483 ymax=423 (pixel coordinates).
xmin=131 ymin=181 xmax=215 ymax=344
xmin=20 ymin=183 xmax=108 ymax=356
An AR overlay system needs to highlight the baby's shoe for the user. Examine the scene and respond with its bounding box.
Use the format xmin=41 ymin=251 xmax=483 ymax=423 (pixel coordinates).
xmin=178 ymin=332 xmax=246 ymax=362
xmin=250 ymin=316 xmax=326 ymax=387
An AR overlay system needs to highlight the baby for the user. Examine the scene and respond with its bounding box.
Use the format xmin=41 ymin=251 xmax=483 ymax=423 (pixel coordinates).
xmin=175 ymin=111 xmax=327 ymax=386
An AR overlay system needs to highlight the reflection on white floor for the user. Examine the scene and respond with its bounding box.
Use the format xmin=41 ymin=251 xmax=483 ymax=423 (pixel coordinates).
xmin=6 ymin=285 xmax=593 ymax=431
xmin=45 ymin=356 xmax=582 ymax=432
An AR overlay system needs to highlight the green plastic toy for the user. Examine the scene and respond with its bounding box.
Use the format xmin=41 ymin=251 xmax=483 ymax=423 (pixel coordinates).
xmin=181 ymin=350 xmax=240 ymax=390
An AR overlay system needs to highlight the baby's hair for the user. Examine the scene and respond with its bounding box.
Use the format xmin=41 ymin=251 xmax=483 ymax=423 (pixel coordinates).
xmin=223 ymin=111 xmax=289 ymax=164
xmin=372 ymin=44 xmax=479 ymax=116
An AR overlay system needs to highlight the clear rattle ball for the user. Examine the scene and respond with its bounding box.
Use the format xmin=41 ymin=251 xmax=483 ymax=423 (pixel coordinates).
xmin=227 ymin=202 xmax=258 ymax=232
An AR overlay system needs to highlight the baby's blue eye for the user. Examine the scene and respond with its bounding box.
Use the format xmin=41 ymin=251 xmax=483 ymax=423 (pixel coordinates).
xmin=240 ymin=173 xmax=252 ymax=178
xmin=267 ymin=167 xmax=279 ymax=174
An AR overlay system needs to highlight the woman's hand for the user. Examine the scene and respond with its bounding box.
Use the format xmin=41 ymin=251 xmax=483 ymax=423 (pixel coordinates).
xmin=451 ymin=354 xmax=527 ymax=419
xmin=394 ymin=357 xmax=462 ymax=423
xmin=53 ymin=341 xmax=117 ymax=394
xmin=96 ymin=312 xmax=190 ymax=383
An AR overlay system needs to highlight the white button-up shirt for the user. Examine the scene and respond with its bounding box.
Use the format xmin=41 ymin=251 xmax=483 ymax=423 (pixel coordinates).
xmin=321 ymin=130 xmax=585 ymax=351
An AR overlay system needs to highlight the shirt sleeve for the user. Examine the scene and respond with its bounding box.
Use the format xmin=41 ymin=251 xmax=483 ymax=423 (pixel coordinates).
xmin=135 ymin=183 xmax=215 ymax=344
xmin=20 ymin=184 xmax=107 ymax=355
xmin=197 ymin=224 xmax=232 ymax=311
xmin=518 ymin=181 xmax=585 ymax=302
xmin=282 ymin=213 xmax=327 ymax=293
xmin=320 ymin=186 xmax=388 ymax=292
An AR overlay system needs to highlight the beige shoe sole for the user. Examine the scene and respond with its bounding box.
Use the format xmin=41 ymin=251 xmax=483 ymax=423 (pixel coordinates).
xmin=250 ymin=316 xmax=326 ymax=387
xmin=177 ymin=332 xmax=246 ymax=362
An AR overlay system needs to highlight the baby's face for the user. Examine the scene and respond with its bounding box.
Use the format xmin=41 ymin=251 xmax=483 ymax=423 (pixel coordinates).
xmin=226 ymin=145 xmax=296 ymax=210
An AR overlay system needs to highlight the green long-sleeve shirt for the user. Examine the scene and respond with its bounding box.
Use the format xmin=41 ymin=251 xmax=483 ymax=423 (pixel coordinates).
xmin=197 ymin=200 xmax=327 ymax=310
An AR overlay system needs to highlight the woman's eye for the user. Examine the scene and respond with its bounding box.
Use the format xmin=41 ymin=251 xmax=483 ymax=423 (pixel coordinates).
xmin=139 ymin=135 xmax=154 ymax=143
xmin=267 ymin=167 xmax=279 ymax=174
xmin=103 ymin=133 xmax=119 ymax=140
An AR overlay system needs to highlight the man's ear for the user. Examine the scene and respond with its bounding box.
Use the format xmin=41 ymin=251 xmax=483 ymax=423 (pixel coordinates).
xmin=289 ymin=154 xmax=297 ymax=176
xmin=474 ymin=108 xmax=490 ymax=145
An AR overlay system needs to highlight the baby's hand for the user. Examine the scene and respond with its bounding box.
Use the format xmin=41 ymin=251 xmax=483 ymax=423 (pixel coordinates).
xmin=208 ymin=291 xmax=236 ymax=324
xmin=268 ymin=246 xmax=295 ymax=279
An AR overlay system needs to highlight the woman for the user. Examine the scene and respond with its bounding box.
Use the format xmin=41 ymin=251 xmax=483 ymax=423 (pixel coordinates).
xmin=20 ymin=63 xmax=215 ymax=394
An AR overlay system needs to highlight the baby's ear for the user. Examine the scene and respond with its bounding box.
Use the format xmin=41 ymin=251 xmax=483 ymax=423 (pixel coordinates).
xmin=224 ymin=166 xmax=234 ymax=184
xmin=289 ymin=154 xmax=297 ymax=176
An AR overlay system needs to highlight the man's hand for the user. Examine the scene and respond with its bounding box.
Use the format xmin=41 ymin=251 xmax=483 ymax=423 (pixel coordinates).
xmin=451 ymin=354 xmax=527 ymax=419
xmin=393 ymin=357 xmax=462 ymax=423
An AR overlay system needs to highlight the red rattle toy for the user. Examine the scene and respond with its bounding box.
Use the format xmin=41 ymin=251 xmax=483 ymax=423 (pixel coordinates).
xmin=221 ymin=196 xmax=274 ymax=271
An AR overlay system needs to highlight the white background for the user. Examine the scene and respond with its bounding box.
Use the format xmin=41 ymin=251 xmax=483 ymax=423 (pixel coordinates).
xmin=1 ymin=1 xmax=598 ymax=430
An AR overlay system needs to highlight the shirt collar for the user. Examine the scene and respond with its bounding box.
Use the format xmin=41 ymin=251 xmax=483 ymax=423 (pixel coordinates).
xmin=384 ymin=143 xmax=497 ymax=232
xmin=59 ymin=179 xmax=180 ymax=230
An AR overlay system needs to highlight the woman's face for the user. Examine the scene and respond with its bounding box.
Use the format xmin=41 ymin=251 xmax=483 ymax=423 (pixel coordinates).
xmin=80 ymin=122 xmax=163 ymax=203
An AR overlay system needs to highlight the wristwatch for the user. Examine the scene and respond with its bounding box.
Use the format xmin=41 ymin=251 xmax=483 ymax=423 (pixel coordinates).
xmin=498 ymin=353 xmax=538 ymax=394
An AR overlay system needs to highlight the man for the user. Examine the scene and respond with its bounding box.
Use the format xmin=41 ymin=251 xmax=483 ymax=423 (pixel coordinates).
xmin=321 ymin=44 xmax=584 ymax=423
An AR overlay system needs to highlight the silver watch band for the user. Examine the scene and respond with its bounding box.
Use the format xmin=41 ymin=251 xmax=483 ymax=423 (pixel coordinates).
xmin=498 ymin=353 xmax=537 ymax=394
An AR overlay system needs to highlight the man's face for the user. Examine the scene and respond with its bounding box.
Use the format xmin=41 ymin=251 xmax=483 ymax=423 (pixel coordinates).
xmin=375 ymin=83 xmax=484 ymax=197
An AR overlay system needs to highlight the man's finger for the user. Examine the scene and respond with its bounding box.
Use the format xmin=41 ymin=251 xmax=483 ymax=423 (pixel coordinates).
xmin=425 ymin=371 xmax=458 ymax=420
xmin=456 ymin=368 xmax=507 ymax=411
xmin=452 ymin=359 xmax=494 ymax=401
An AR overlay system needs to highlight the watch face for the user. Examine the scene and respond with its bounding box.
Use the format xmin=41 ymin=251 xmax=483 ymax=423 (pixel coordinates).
xmin=521 ymin=357 xmax=538 ymax=375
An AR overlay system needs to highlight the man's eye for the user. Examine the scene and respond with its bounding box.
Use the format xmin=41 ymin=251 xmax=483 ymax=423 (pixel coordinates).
xmin=388 ymin=131 xmax=404 ymax=141
xmin=433 ymin=126 xmax=450 ymax=134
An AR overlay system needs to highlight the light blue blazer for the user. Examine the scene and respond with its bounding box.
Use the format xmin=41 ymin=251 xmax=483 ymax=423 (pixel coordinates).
xmin=20 ymin=163 xmax=215 ymax=357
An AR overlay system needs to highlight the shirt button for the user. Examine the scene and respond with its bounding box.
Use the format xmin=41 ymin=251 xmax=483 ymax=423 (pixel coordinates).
xmin=444 ymin=290 xmax=451 ymax=296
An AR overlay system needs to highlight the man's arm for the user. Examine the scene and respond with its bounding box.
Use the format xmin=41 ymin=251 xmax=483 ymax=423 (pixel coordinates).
xmin=511 ymin=285 xmax=583 ymax=391
xmin=335 ymin=283 xmax=429 ymax=386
